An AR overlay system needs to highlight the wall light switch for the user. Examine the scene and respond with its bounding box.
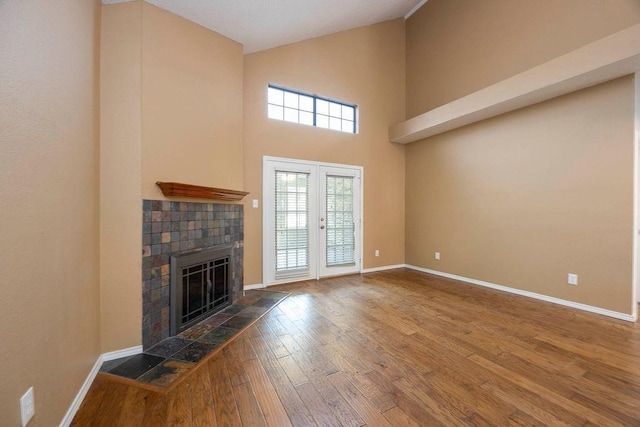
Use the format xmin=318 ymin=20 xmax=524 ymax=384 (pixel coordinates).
xmin=374 ymin=250 xmax=379 ymax=257
xmin=568 ymin=273 xmax=578 ymax=286
xmin=435 ymin=252 xmax=440 ymax=260
xmin=252 ymin=199 xmax=259 ymax=208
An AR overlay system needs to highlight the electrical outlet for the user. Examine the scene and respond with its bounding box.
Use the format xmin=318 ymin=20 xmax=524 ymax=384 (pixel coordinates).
xmin=20 ymin=387 xmax=35 ymax=427
xmin=568 ymin=273 xmax=578 ymax=286
xmin=435 ymin=252 xmax=440 ymax=260
xmin=374 ymin=249 xmax=379 ymax=257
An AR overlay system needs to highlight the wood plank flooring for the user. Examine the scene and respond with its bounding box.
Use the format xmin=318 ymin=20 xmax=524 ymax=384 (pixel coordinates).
xmin=72 ymin=269 xmax=640 ymax=426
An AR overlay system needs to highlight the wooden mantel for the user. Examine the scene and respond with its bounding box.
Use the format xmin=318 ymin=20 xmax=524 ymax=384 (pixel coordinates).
xmin=389 ymin=23 xmax=640 ymax=144
xmin=156 ymin=182 xmax=249 ymax=201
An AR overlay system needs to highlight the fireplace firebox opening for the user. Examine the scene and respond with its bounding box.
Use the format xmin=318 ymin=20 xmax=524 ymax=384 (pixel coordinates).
xmin=170 ymin=246 xmax=233 ymax=336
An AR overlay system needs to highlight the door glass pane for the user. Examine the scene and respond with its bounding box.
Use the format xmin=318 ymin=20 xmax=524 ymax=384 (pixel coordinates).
xmin=325 ymin=175 xmax=355 ymax=266
xmin=275 ymin=171 xmax=310 ymax=273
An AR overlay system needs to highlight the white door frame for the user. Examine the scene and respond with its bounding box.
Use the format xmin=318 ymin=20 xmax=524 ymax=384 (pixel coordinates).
xmin=634 ymin=72 xmax=639 ymax=314
xmin=318 ymin=165 xmax=362 ymax=278
xmin=263 ymin=156 xmax=364 ymax=286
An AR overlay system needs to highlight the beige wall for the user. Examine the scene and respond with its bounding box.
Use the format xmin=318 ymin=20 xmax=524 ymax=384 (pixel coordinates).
xmin=406 ymin=0 xmax=640 ymax=116
xmin=405 ymin=0 xmax=640 ymax=314
xmin=100 ymin=0 xmax=143 ymax=352
xmin=141 ymin=2 xmax=244 ymax=199
xmin=243 ymin=19 xmax=406 ymax=285
xmin=0 ymin=0 xmax=101 ymax=424
xmin=99 ymin=2 xmax=245 ymax=352
xmin=406 ymin=77 xmax=634 ymax=313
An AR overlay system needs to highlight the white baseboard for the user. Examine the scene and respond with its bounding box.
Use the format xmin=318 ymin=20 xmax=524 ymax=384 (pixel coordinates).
xmin=406 ymin=265 xmax=636 ymax=322
xmin=59 ymin=345 xmax=143 ymax=427
xmin=362 ymin=264 xmax=407 ymax=274
xmin=247 ymin=265 xmax=407 ymax=288
xmin=59 ymin=356 xmax=103 ymax=427
xmin=102 ymin=345 xmax=142 ymax=361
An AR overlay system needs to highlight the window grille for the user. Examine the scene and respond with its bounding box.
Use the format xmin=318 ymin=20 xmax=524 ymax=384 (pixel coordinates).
xmin=268 ymin=85 xmax=357 ymax=134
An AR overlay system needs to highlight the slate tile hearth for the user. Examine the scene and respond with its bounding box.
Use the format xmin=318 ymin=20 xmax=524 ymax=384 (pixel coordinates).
xmin=220 ymin=315 xmax=255 ymax=329
xmin=137 ymin=359 xmax=194 ymax=387
xmin=199 ymin=326 xmax=238 ymax=345
xmin=100 ymin=290 xmax=288 ymax=388
xmin=172 ymin=341 xmax=219 ymax=363
xmin=107 ymin=353 xmax=165 ymax=380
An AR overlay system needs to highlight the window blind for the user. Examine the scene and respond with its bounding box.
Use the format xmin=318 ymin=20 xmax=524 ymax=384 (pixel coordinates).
xmin=275 ymin=171 xmax=310 ymax=276
xmin=325 ymin=175 xmax=355 ymax=266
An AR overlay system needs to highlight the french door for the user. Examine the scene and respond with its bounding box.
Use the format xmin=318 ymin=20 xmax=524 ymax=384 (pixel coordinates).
xmin=263 ymin=157 xmax=362 ymax=286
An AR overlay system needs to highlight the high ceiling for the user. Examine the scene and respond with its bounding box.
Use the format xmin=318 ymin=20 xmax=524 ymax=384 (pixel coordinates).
xmin=132 ymin=0 xmax=426 ymax=53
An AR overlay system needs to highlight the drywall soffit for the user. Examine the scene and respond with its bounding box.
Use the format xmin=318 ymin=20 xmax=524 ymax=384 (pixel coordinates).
xmin=390 ymin=23 xmax=640 ymax=144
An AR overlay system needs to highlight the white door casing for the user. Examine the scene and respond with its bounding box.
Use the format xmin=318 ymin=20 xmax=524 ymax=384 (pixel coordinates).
xmin=263 ymin=156 xmax=363 ymax=286
xmin=318 ymin=165 xmax=361 ymax=278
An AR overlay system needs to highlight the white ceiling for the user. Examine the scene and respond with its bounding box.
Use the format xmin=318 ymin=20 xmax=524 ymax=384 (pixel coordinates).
xmin=135 ymin=0 xmax=426 ymax=54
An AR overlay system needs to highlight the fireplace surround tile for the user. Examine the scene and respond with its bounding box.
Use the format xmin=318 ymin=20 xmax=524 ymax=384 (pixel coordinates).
xmin=142 ymin=199 xmax=243 ymax=349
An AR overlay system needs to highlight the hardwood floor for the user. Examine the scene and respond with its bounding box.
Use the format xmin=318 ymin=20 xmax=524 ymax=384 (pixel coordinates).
xmin=73 ymin=269 xmax=640 ymax=426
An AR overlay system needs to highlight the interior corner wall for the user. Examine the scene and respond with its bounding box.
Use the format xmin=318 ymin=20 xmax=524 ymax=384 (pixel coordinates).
xmin=0 ymin=0 xmax=101 ymax=424
xmin=405 ymin=0 xmax=640 ymax=315
xmin=406 ymin=77 xmax=634 ymax=313
xmin=141 ymin=2 xmax=244 ymax=200
xmin=100 ymin=0 xmax=143 ymax=353
xmin=242 ymin=19 xmax=407 ymax=285
xmin=100 ymin=1 xmax=245 ymax=352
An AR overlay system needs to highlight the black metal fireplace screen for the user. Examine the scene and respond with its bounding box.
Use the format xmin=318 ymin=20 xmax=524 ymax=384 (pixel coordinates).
xmin=170 ymin=246 xmax=233 ymax=335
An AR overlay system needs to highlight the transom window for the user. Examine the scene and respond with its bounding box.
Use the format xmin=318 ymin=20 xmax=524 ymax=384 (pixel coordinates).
xmin=267 ymin=85 xmax=357 ymax=134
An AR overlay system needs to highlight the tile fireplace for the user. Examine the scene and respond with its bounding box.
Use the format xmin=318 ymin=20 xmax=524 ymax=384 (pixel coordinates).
xmin=142 ymin=199 xmax=243 ymax=348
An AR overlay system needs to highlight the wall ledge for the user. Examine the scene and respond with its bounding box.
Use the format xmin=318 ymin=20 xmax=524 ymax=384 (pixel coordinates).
xmin=390 ymin=23 xmax=640 ymax=144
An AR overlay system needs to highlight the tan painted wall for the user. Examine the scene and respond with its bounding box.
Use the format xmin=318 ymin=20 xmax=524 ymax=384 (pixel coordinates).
xmin=0 ymin=0 xmax=101 ymax=424
xmin=243 ymin=19 xmax=406 ymax=285
xmin=100 ymin=1 xmax=143 ymax=352
xmin=99 ymin=2 xmax=245 ymax=352
xmin=141 ymin=2 xmax=244 ymax=200
xmin=406 ymin=77 xmax=634 ymax=313
xmin=405 ymin=0 xmax=640 ymax=314
xmin=406 ymin=0 xmax=640 ymax=116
